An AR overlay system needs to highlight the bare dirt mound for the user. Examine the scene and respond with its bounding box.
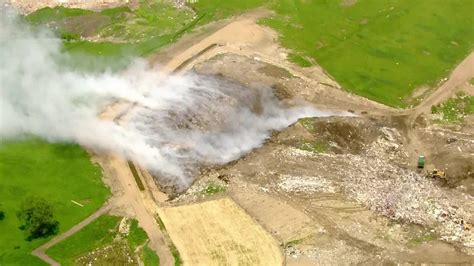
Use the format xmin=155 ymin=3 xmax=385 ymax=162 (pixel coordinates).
xmin=202 ymin=115 xmax=474 ymax=263
xmin=194 ymin=53 xmax=394 ymax=116
xmin=276 ymin=117 xmax=381 ymax=155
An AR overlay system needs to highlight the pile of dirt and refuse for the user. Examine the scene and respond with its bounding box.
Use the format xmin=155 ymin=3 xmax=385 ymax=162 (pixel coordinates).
xmin=220 ymin=116 xmax=473 ymax=249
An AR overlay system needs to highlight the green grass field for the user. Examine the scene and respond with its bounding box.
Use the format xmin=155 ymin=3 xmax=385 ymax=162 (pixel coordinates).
xmin=0 ymin=139 xmax=110 ymax=265
xmin=27 ymin=1 xmax=201 ymax=72
xmin=190 ymin=0 xmax=268 ymax=25
xmin=142 ymin=245 xmax=160 ymax=265
xmin=47 ymin=215 xmax=159 ymax=265
xmin=191 ymin=0 xmax=474 ymax=107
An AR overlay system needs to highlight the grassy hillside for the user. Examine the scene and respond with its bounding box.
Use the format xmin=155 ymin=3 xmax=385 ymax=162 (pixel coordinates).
xmin=26 ymin=2 xmax=200 ymax=72
xmin=0 ymin=140 xmax=110 ymax=265
xmin=192 ymin=0 xmax=474 ymax=107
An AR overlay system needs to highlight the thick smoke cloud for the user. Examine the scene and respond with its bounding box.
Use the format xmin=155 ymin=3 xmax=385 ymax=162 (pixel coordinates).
xmin=0 ymin=7 xmax=344 ymax=190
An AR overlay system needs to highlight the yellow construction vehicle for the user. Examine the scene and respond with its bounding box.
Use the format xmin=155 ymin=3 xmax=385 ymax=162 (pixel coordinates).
xmin=427 ymin=169 xmax=446 ymax=179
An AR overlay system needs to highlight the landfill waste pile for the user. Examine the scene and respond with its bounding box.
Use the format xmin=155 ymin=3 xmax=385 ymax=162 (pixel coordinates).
xmin=272 ymin=118 xmax=474 ymax=248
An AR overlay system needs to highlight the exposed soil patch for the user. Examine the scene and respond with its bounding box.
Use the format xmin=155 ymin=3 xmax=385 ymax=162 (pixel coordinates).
xmin=76 ymin=242 xmax=136 ymax=265
xmin=258 ymin=64 xmax=294 ymax=79
xmin=58 ymin=14 xmax=111 ymax=37
xmin=27 ymin=8 xmax=474 ymax=265
xmin=286 ymin=117 xmax=380 ymax=154
xmin=270 ymin=83 xmax=292 ymax=100
xmin=198 ymin=115 xmax=474 ymax=263
xmin=411 ymin=123 xmax=474 ymax=195
xmin=194 ymin=53 xmax=392 ymax=115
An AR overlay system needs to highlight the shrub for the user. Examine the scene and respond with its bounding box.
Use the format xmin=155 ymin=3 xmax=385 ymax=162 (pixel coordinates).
xmin=17 ymin=196 xmax=59 ymax=240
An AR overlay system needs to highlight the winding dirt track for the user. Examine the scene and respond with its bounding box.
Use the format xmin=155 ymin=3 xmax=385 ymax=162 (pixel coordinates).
xmin=404 ymin=52 xmax=474 ymax=163
xmin=408 ymin=52 xmax=474 ymax=118
xmin=31 ymin=10 xmax=474 ymax=266
xmin=31 ymin=204 xmax=113 ymax=266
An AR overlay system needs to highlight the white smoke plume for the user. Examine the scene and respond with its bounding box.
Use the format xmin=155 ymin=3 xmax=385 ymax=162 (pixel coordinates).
xmin=0 ymin=7 xmax=344 ymax=190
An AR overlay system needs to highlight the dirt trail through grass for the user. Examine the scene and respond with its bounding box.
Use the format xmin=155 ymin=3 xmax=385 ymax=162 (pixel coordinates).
xmin=408 ymin=52 xmax=474 ymax=119
xmin=155 ymin=10 xmax=394 ymax=116
xmin=404 ymin=52 xmax=474 ymax=165
xmin=31 ymin=204 xmax=113 ymax=265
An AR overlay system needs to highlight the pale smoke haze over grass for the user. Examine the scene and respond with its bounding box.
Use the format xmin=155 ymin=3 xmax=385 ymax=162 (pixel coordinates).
xmin=0 ymin=8 xmax=342 ymax=189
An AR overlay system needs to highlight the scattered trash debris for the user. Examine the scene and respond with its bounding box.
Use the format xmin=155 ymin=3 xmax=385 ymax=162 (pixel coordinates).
xmin=276 ymin=174 xmax=337 ymax=193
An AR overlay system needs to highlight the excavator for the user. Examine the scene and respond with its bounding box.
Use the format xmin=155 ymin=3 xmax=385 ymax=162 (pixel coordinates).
xmin=417 ymin=155 xmax=446 ymax=179
xmin=427 ymin=169 xmax=446 ymax=179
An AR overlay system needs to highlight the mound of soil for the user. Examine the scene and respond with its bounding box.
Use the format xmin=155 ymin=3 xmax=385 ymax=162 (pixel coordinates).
xmin=276 ymin=117 xmax=381 ymax=155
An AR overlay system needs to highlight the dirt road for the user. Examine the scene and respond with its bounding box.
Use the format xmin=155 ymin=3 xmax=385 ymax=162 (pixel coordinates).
xmin=32 ymin=203 xmax=113 ymax=266
xmin=409 ymin=52 xmax=474 ymax=118
xmin=91 ymin=98 xmax=176 ymax=265
xmin=404 ymin=52 xmax=474 ymax=164
xmin=153 ymin=11 xmax=394 ymax=116
xmin=32 ymin=106 xmax=175 ymax=265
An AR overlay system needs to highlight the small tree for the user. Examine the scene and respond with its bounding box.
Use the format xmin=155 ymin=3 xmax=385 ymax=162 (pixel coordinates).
xmin=17 ymin=197 xmax=59 ymax=240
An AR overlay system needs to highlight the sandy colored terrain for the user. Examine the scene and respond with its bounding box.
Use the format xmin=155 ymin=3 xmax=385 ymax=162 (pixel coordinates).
xmin=158 ymin=198 xmax=283 ymax=266
xmin=229 ymin=188 xmax=313 ymax=242
xmin=179 ymin=19 xmax=474 ymax=261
